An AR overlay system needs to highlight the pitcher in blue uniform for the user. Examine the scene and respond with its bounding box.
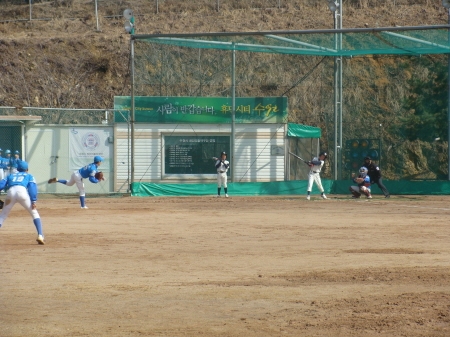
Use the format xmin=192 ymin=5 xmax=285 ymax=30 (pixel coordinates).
xmin=48 ymin=155 xmax=104 ymax=209
xmin=0 ymin=161 xmax=45 ymax=245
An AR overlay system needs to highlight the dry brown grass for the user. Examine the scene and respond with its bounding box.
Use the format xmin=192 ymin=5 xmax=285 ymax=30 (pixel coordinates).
xmin=0 ymin=0 xmax=448 ymax=179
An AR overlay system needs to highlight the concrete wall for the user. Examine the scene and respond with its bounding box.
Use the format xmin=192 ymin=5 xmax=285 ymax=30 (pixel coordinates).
xmin=115 ymin=123 xmax=286 ymax=192
xmin=26 ymin=125 xmax=114 ymax=194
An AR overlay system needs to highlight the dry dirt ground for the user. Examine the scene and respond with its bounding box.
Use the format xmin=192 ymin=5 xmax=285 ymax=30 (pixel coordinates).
xmin=1 ymin=194 xmax=449 ymax=337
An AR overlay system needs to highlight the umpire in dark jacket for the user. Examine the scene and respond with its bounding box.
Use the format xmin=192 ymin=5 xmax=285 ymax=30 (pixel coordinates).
xmin=363 ymin=156 xmax=390 ymax=198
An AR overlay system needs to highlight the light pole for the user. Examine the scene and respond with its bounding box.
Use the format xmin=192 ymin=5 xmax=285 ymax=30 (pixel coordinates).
xmin=443 ymin=0 xmax=450 ymax=180
xmin=327 ymin=0 xmax=343 ymax=180
xmin=124 ymin=9 xmax=135 ymax=188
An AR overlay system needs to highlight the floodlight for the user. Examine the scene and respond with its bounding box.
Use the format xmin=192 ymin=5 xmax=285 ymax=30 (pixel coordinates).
xmin=124 ymin=20 xmax=134 ymax=34
xmin=327 ymin=0 xmax=339 ymax=12
xmin=123 ymin=9 xmax=133 ymax=19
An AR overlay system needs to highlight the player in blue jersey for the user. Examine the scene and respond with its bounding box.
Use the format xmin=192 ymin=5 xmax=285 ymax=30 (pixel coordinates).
xmin=349 ymin=166 xmax=372 ymax=199
xmin=47 ymin=155 xmax=104 ymax=209
xmin=0 ymin=148 xmax=5 ymax=207
xmin=0 ymin=161 xmax=45 ymax=244
xmin=4 ymin=149 xmax=12 ymax=175
xmin=11 ymin=150 xmax=21 ymax=173
xmin=0 ymin=148 xmax=5 ymax=181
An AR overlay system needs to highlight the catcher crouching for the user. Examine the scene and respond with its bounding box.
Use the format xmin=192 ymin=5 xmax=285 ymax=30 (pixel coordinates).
xmin=349 ymin=167 xmax=372 ymax=199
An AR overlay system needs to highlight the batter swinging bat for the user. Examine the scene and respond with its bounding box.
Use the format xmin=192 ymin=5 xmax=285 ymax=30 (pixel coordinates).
xmin=288 ymin=152 xmax=310 ymax=165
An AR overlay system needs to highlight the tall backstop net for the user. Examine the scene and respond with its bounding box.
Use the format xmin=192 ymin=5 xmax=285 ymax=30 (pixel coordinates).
xmin=129 ymin=26 xmax=450 ymax=181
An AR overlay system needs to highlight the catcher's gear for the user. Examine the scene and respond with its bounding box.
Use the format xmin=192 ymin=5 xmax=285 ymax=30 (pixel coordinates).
xmin=355 ymin=177 xmax=364 ymax=184
xmin=359 ymin=166 xmax=368 ymax=177
xmin=0 ymin=199 xmax=4 ymax=209
xmin=95 ymin=171 xmax=104 ymax=181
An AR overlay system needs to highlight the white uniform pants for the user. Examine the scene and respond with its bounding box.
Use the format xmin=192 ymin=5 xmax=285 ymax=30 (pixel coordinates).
xmin=217 ymin=172 xmax=227 ymax=188
xmin=65 ymin=171 xmax=86 ymax=196
xmin=0 ymin=185 xmax=40 ymax=225
xmin=350 ymin=185 xmax=371 ymax=194
xmin=307 ymin=171 xmax=324 ymax=193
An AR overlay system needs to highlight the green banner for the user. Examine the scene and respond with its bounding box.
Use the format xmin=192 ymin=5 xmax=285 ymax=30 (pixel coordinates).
xmin=114 ymin=96 xmax=288 ymax=124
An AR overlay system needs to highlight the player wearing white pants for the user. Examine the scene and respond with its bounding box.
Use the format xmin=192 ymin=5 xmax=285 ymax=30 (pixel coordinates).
xmin=0 ymin=161 xmax=45 ymax=244
xmin=64 ymin=170 xmax=86 ymax=195
xmin=306 ymin=151 xmax=328 ymax=200
xmin=48 ymin=155 xmax=104 ymax=209
xmin=349 ymin=167 xmax=372 ymax=199
xmin=215 ymin=151 xmax=230 ymax=197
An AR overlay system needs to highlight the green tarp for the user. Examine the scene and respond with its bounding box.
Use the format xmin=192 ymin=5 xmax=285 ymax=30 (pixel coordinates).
xmin=131 ymin=180 xmax=450 ymax=197
xmin=287 ymin=123 xmax=321 ymax=138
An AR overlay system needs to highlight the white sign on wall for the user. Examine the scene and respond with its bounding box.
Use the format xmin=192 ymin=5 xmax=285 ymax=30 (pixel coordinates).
xmin=69 ymin=128 xmax=111 ymax=170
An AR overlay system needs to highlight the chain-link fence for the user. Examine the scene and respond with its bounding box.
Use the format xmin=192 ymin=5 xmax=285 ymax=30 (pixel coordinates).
xmin=22 ymin=107 xmax=114 ymax=124
xmin=132 ymin=28 xmax=450 ymax=181
xmin=0 ymin=0 xmax=437 ymax=23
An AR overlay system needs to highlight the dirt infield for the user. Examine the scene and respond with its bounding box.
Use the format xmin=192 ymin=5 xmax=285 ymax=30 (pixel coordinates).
xmin=1 ymin=195 xmax=449 ymax=337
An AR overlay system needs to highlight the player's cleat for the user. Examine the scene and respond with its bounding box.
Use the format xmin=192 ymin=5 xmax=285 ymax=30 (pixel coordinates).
xmin=306 ymin=195 xmax=310 ymax=200
xmin=81 ymin=206 xmax=89 ymax=209
xmin=215 ymin=195 xmax=221 ymax=198
xmin=351 ymin=195 xmax=361 ymax=199
xmin=367 ymin=195 xmax=372 ymax=199
xmin=48 ymin=177 xmax=57 ymax=184
xmin=225 ymin=194 xmax=229 ymax=198
xmin=385 ymin=195 xmax=390 ymax=198
xmin=36 ymin=235 xmax=45 ymax=245
xmin=321 ymin=194 xmax=327 ymax=199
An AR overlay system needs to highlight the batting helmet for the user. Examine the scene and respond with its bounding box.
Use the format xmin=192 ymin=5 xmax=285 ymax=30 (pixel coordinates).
xmin=359 ymin=166 xmax=368 ymax=177
xmin=5 ymin=149 xmax=11 ymax=155
xmin=221 ymin=151 xmax=227 ymax=156
xmin=364 ymin=156 xmax=371 ymax=161
xmin=14 ymin=150 xmax=20 ymax=155
xmin=17 ymin=161 xmax=28 ymax=172
xmin=94 ymin=155 xmax=104 ymax=163
xmin=0 ymin=148 xmax=2 ymax=152
xmin=319 ymin=151 xmax=328 ymax=158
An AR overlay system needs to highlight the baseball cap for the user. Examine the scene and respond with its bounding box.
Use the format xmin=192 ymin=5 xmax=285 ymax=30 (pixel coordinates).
xmin=364 ymin=156 xmax=371 ymax=160
xmin=94 ymin=155 xmax=104 ymax=163
xmin=17 ymin=161 xmax=28 ymax=171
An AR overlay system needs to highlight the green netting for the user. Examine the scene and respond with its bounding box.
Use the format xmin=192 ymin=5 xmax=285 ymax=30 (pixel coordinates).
xmin=137 ymin=26 xmax=450 ymax=56
xmin=131 ymin=25 xmax=450 ymax=182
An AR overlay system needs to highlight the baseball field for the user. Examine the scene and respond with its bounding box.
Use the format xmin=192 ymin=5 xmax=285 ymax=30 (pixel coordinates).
xmin=1 ymin=194 xmax=449 ymax=337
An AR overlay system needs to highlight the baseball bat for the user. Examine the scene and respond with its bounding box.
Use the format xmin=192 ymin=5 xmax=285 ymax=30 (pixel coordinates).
xmin=288 ymin=151 xmax=310 ymax=165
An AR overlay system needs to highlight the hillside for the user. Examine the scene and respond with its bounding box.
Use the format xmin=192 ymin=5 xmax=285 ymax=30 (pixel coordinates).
xmin=0 ymin=0 xmax=447 ymax=108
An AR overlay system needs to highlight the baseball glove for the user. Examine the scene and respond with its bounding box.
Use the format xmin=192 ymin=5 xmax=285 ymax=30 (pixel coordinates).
xmin=355 ymin=177 xmax=364 ymax=184
xmin=95 ymin=171 xmax=104 ymax=181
